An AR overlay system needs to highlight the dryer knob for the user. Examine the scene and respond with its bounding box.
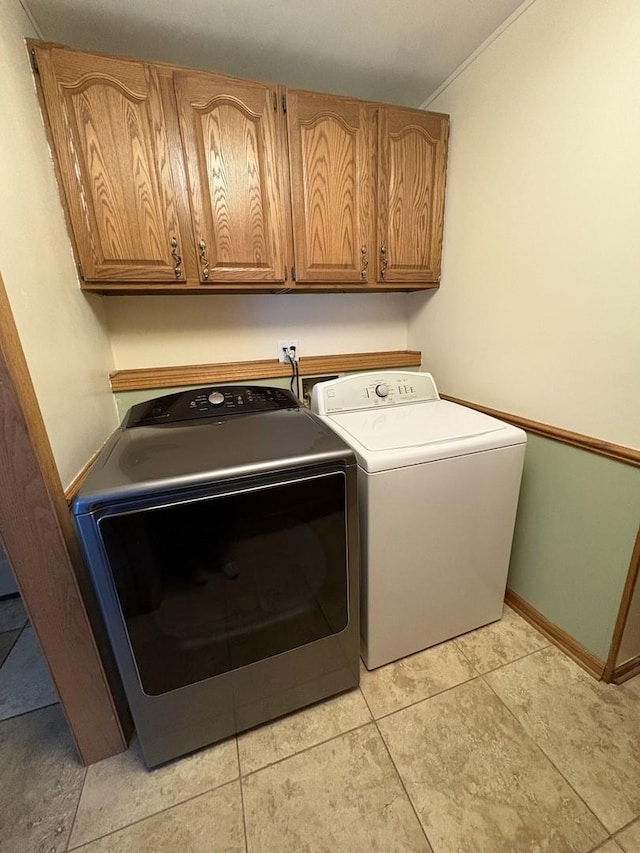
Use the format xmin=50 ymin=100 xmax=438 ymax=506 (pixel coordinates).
xmin=208 ymin=391 xmax=225 ymax=406
xmin=375 ymin=383 xmax=389 ymax=398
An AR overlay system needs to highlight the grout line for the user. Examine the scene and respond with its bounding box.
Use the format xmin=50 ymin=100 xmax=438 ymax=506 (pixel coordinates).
xmin=237 ymin=667 xmax=481 ymax=781
xmin=0 ymin=699 xmax=60 ymax=725
xmin=70 ymin=692 xmax=374 ymax=850
xmin=236 ymin=705 xmax=436 ymax=850
xmin=65 ymin=773 xmax=242 ymax=851
xmin=359 ymin=617 xmax=554 ymax=724
xmin=236 ymin=737 xmax=250 ymax=853
xmin=587 ymin=842 xmax=609 ymax=853
xmin=257 ymin=660 xmax=627 ymax=852
xmin=480 ymin=673 xmax=610 ymax=840
xmin=613 ymin=813 xmax=640 ymax=836
xmin=238 ymin=625 xmax=552 ymax=763
xmin=236 ymin=662 xmax=502 ymax=781
xmin=461 ymin=641 xmax=553 ymax=678
xmin=238 ymin=714 xmax=374 ymax=781
xmin=372 ymin=713 xmax=435 ymax=851
xmin=67 ymin=717 xmax=382 ymax=850
xmin=0 ymin=626 xmax=23 ymax=669
xmin=65 ymin=761 xmax=88 ymax=853
xmin=0 ymin=620 xmax=62 ymax=723
xmin=450 ymin=636 xmax=483 ymax=673
xmin=364 ymin=629 xmax=556 ymax=727
xmin=31 ymin=646 xmax=640 ymax=851
xmin=357 ymin=680 xmax=376 ymax=720
xmin=368 ymin=673 xmax=483 ymax=724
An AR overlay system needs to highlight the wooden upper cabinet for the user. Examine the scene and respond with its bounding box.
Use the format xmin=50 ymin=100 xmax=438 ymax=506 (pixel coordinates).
xmin=287 ymin=91 xmax=370 ymax=284
xmin=34 ymin=45 xmax=187 ymax=283
xmin=375 ymin=106 xmax=449 ymax=284
xmin=31 ymin=42 xmax=449 ymax=292
xmin=174 ymin=71 xmax=288 ymax=285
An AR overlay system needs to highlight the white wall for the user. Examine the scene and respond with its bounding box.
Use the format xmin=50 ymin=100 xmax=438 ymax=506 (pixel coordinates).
xmin=0 ymin=0 xmax=118 ymax=487
xmin=409 ymin=0 xmax=640 ymax=449
xmin=103 ymin=293 xmax=409 ymax=369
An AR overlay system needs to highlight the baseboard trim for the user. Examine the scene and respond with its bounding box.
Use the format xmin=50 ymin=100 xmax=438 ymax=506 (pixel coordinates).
xmin=505 ymin=589 xmax=606 ymax=679
xmin=611 ymin=655 xmax=640 ymax=685
xmin=603 ymin=526 xmax=640 ymax=682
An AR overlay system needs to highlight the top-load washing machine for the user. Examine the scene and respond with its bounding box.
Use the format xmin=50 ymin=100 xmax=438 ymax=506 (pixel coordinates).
xmin=311 ymin=371 xmax=527 ymax=670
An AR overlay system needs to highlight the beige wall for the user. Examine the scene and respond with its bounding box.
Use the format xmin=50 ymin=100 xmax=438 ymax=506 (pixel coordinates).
xmin=408 ymin=0 xmax=640 ymax=450
xmin=103 ymin=293 xmax=409 ymax=369
xmin=0 ymin=0 xmax=118 ymax=487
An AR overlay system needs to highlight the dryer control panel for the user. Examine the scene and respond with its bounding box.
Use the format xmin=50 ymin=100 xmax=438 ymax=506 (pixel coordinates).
xmin=124 ymin=385 xmax=298 ymax=427
xmin=311 ymin=372 xmax=439 ymax=415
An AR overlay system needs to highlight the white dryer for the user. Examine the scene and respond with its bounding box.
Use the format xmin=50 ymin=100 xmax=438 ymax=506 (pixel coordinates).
xmin=311 ymin=371 xmax=527 ymax=670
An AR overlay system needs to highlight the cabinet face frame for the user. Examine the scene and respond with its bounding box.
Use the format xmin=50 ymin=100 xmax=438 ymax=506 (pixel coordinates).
xmin=375 ymin=106 xmax=449 ymax=285
xmin=33 ymin=45 xmax=189 ymax=284
xmin=287 ymin=90 xmax=371 ymax=285
xmin=174 ymin=70 xmax=289 ymax=286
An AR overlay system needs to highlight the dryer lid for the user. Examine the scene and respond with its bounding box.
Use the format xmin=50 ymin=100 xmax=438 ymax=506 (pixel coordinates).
xmin=328 ymin=399 xmax=506 ymax=452
xmin=73 ymin=397 xmax=355 ymax=513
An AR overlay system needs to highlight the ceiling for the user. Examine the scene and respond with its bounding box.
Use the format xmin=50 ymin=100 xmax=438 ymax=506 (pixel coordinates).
xmin=23 ymin=0 xmax=527 ymax=106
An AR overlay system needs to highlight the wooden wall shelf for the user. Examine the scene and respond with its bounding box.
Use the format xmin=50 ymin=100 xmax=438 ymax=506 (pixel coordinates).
xmin=109 ymin=349 xmax=422 ymax=392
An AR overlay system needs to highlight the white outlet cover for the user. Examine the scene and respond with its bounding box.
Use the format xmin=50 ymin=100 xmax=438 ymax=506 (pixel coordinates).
xmin=277 ymin=340 xmax=299 ymax=362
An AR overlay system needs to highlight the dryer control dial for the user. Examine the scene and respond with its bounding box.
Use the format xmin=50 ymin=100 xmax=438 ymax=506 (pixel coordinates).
xmin=208 ymin=391 xmax=225 ymax=406
xmin=375 ymin=383 xmax=390 ymax=398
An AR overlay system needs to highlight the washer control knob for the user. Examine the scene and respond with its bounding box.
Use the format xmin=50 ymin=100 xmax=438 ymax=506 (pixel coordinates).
xmin=208 ymin=391 xmax=225 ymax=406
xmin=375 ymin=383 xmax=389 ymax=398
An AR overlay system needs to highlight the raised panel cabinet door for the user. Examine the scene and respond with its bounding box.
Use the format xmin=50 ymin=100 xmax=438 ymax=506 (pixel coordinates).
xmin=34 ymin=46 xmax=187 ymax=283
xmin=174 ymin=71 xmax=287 ymax=284
xmin=287 ymin=91 xmax=371 ymax=283
xmin=376 ymin=107 xmax=449 ymax=284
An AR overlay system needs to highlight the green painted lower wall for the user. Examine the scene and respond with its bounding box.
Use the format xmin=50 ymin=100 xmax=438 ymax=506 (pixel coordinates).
xmin=508 ymin=434 xmax=640 ymax=661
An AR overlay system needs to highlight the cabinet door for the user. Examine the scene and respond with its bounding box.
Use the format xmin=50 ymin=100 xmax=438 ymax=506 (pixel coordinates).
xmin=174 ymin=71 xmax=288 ymax=284
xmin=35 ymin=46 xmax=187 ymax=283
xmin=376 ymin=107 xmax=449 ymax=284
xmin=287 ymin=91 xmax=370 ymax=283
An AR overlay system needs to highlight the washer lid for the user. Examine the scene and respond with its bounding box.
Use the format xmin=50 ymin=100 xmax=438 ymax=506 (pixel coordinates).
xmin=329 ymin=399 xmax=506 ymax=452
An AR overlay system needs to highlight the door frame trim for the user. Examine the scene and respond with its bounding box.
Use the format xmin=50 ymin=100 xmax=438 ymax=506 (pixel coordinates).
xmin=0 ymin=273 xmax=130 ymax=764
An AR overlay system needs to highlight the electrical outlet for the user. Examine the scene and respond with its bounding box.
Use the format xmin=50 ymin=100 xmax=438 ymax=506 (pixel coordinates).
xmin=278 ymin=340 xmax=299 ymax=363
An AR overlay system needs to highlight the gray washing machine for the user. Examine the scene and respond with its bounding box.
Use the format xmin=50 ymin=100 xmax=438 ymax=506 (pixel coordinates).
xmin=72 ymin=385 xmax=359 ymax=766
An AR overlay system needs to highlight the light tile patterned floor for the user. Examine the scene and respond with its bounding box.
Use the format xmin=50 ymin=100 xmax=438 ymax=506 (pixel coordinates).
xmin=1 ymin=601 xmax=640 ymax=853
xmin=0 ymin=626 xmax=58 ymax=720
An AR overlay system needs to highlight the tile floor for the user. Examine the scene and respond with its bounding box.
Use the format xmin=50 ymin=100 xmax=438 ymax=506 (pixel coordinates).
xmin=1 ymin=598 xmax=639 ymax=853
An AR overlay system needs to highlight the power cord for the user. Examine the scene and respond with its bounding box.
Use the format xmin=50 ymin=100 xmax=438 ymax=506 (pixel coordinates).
xmin=283 ymin=346 xmax=300 ymax=401
xmin=292 ymin=346 xmax=300 ymax=400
